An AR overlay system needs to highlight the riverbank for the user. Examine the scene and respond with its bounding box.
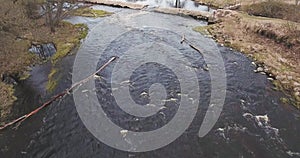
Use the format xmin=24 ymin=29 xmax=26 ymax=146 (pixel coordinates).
xmin=193 ymin=3 xmax=300 ymax=108
xmin=195 ymin=0 xmax=297 ymax=8
xmin=0 ymin=1 xmax=111 ymax=120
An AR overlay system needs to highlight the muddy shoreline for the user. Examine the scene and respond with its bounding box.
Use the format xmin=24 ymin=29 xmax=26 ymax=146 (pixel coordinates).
xmin=0 ymin=2 xmax=112 ymax=120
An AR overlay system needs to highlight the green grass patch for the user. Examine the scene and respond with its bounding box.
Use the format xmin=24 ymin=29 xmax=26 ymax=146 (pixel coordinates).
xmin=0 ymin=82 xmax=17 ymax=119
xmin=72 ymin=8 xmax=113 ymax=18
xmin=51 ymin=22 xmax=88 ymax=64
xmin=47 ymin=22 xmax=88 ymax=91
xmin=19 ymin=71 xmax=31 ymax=80
xmin=46 ymin=78 xmax=58 ymax=92
xmin=48 ymin=68 xmax=57 ymax=79
xmin=46 ymin=68 xmax=59 ymax=92
xmin=75 ymin=23 xmax=89 ymax=39
xmin=193 ymin=26 xmax=211 ymax=35
xmin=280 ymin=97 xmax=290 ymax=104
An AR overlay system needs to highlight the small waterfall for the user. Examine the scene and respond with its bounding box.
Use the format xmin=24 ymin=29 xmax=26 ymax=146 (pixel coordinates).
xmin=29 ymin=43 xmax=57 ymax=59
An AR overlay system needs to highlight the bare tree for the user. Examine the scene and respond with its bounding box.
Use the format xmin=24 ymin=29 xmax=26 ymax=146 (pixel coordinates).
xmin=7 ymin=0 xmax=78 ymax=33
xmin=44 ymin=0 xmax=80 ymax=32
xmin=44 ymin=0 xmax=66 ymax=32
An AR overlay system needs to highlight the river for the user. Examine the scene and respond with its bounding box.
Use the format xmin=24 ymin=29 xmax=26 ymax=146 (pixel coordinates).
xmin=0 ymin=5 xmax=299 ymax=158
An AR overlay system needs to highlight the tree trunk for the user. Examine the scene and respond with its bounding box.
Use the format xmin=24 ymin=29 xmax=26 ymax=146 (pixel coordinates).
xmin=54 ymin=0 xmax=64 ymax=26
xmin=45 ymin=1 xmax=55 ymax=32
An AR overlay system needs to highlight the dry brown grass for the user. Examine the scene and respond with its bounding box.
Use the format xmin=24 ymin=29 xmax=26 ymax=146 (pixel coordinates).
xmin=241 ymin=1 xmax=300 ymax=23
xmin=0 ymin=0 xmax=88 ymax=117
xmin=0 ymin=82 xmax=16 ymax=120
xmin=193 ymin=0 xmax=300 ymax=108
xmin=195 ymin=9 xmax=300 ymax=107
xmin=194 ymin=0 xmax=298 ymax=8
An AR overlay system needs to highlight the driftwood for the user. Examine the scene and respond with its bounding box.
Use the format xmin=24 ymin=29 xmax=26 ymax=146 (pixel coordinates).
xmin=0 ymin=56 xmax=117 ymax=130
xmin=181 ymin=35 xmax=209 ymax=71
xmin=181 ymin=35 xmax=204 ymax=53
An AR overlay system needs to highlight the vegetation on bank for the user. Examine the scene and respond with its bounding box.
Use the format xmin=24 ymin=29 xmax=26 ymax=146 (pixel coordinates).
xmin=0 ymin=83 xmax=16 ymax=119
xmin=0 ymin=0 xmax=111 ymax=119
xmin=241 ymin=1 xmax=300 ymax=23
xmin=50 ymin=22 xmax=89 ymax=64
xmin=194 ymin=0 xmax=300 ymax=108
xmin=72 ymin=7 xmax=112 ymax=17
xmin=195 ymin=0 xmax=299 ymax=9
xmin=46 ymin=7 xmax=112 ymax=92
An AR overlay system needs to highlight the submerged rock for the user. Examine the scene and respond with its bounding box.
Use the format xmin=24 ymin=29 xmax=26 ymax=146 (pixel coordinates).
xmin=256 ymin=67 xmax=264 ymax=72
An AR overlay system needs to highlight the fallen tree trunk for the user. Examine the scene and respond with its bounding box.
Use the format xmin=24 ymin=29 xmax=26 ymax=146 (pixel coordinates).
xmin=0 ymin=56 xmax=117 ymax=130
xmin=180 ymin=35 xmax=209 ymax=71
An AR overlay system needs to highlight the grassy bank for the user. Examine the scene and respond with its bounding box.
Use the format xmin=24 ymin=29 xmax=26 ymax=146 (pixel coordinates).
xmin=241 ymin=1 xmax=300 ymax=23
xmin=0 ymin=83 xmax=16 ymax=119
xmin=193 ymin=2 xmax=300 ymax=108
xmin=46 ymin=8 xmax=112 ymax=92
xmin=0 ymin=1 xmax=111 ymax=119
xmin=72 ymin=7 xmax=113 ymax=17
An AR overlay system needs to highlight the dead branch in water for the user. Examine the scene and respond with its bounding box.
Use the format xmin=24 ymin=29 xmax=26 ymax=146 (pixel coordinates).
xmin=181 ymin=35 xmax=204 ymax=54
xmin=0 ymin=56 xmax=117 ymax=131
xmin=181 ymin=35 xmax=209 ymax=71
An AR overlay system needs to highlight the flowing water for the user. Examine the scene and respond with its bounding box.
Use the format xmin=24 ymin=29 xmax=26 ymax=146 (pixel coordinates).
xmin=0 ymin=5 xmax=300 ymax=158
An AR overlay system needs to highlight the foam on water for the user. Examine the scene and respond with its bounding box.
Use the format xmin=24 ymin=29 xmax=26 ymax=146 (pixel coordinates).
xmin=243 ymin=113 xmax=279 ymax=137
